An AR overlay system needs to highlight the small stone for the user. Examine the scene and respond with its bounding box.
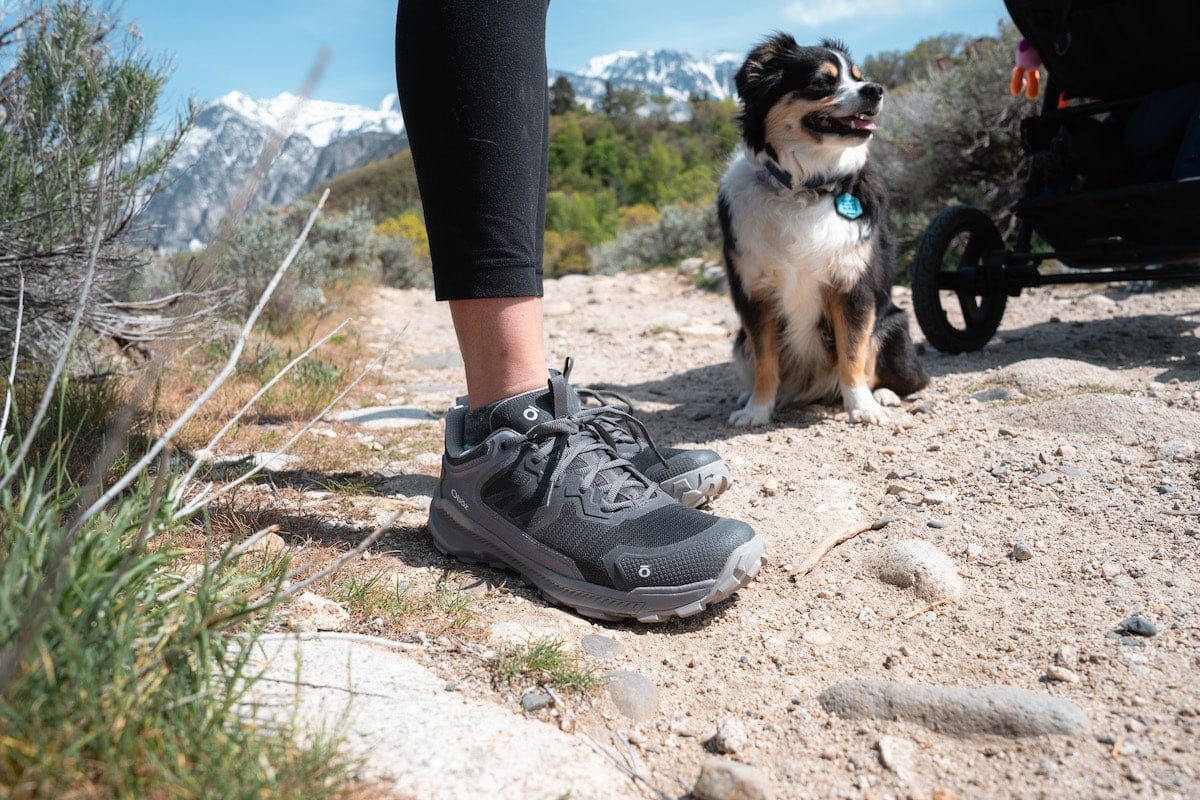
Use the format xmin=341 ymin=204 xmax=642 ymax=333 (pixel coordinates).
xmin=877 ymin=735 xmax=924 ymax=791
xmin=1101 ymin=562 xmax=1124 ymax=579
xmin=872 ymin=540 xmax=963 ymax=601
xmin=871 ymin=515 xmax=898 ymax=530
xmin=713 ymin=717 xmax=749 ymax=754
xmin=1035 ymin=472 xmax=1059 ymax=486
xmin=965 ymin=543 xmax=984 ymax=562
xmin=247 ymin=531 xmax=288 ymax=556
xmin=932 ymin=790 xmax=959 ymax=800
xmin=969 ymin=387 xmax=1013 ymax=403
xmin=1055 ymin=645 xmax=1080 ymax=668
xmin=287 ymin=592 xmax=351 ymax=633
xmin=604 ymin=671 xmax=661 ymax=722
xmin=1118 ymin=615 xmax=1159 ymax=637
xmin=1056 ymin=445 xmax=1079 ymax=458
xmin=927 ymin=519 xmax=946 ymax=529
xmin=1045 ymin=665 xmax=1081 ymax=683
xmin=694 ymin=759 xmax=775 ymax=800
xmin=1011 ymin=542 xmax=1034 ymax=562
xmin=1057 ymin=465 xmax=1089 ymax=478
xmin=819 ymin=681 xmax=1088 ymax=736
xmin=803 ymin=629 xmax=834 ymax=646
xmin=580 ymin=634 xmax=625 ymax=660
xmin=521 ymin=691 xmax=554 ymax=713
xmin=760 ymin=478 xmax=779 ymax=497
xmin=923 ymin=491 xmax=955 ymax=505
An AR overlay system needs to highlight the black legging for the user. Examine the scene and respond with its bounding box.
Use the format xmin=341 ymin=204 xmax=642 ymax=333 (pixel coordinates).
xmin=394 ymin=0 xmax=549 ymax=301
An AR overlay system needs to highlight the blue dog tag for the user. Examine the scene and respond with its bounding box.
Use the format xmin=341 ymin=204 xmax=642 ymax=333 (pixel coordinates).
xmin=835 ymin=193 xmax=864 ymax=220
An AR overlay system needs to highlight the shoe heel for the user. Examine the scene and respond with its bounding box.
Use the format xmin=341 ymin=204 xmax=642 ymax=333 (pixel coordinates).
xmin=427 ymin=494 xmax=504 ymax=567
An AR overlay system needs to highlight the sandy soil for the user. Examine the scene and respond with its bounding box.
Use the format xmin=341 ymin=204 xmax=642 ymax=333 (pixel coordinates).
xmin=279 ymin=268 xmax=1200 ymax=799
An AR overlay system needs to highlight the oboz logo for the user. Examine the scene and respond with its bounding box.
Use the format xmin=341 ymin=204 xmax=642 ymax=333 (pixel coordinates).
xmin=450 ymin=488 xmax=470 ymax=511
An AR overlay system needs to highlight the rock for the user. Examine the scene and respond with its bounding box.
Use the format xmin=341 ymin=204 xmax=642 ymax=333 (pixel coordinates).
xmin=713 ymin=717 xmax=749 ymax=754
xmin=288 ymin=592 xmax=351 ymax=633
xmin=1011 ymin=541 xmax=1034 ymax=561
xmin=580 ymin=634 xmax=625 ymax=660
xmin=604 ymin=671 xmax=660 ymax=722
xmin=1101 ymin=562 xmax=1124 ymax=579
xmin=1045 ymin=665 xmax=1081 ymax=684
xmin=992 ymin=358 xmax=1124 ymax=398
xmin=877 ymin=735 xmax=925 ymax=792
xmin=543 ymin=300 xmax=574 ymax=317
xmin=969 ymin=387 xmax=1014 ymax=403
xmin=521 ymin=690 xmax=554 ymax=713
xmin=245 ymin=635 xmax=642 ymax=799
xmin=247 ymin=531 xmax=288 ymax=556
xmin=326 ymin=405 xmax=437 ymax=429
xmin=1118 ymin=615 xmax=1159 ymax=637
xmin=803 ymin=629 xmax=834 ymax=646
xmin=818 ymin=680 xmax=1089 ymax=737
xmin=251 ymin=452 xmax=300 ymax=472
xmin=871 ymin=540 xmax=963 ymax=601
xmin=694 ymin=759 xmax=774 ymax=800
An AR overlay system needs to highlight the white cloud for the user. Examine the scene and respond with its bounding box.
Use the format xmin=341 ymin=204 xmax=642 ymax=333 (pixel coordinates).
xmin=782 ymin=0 xmax=938 ymax=28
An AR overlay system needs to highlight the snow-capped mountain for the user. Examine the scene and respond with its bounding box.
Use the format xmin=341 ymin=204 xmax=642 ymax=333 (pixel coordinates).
xmin=136 ymin=92 xmax=407 ymax=250
xmin=137 ymin=50 xmax=740 ymax=249
xmin=562 ymin=49 xmax=742 ymax=108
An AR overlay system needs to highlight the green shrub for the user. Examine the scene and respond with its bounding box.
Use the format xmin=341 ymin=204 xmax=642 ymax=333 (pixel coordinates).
xmin=589 ymin=202 xmax=718 ymax=274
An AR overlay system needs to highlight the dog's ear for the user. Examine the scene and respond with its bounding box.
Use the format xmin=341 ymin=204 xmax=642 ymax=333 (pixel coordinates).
xmin=735 ymin=32 xmax=799 ymax=104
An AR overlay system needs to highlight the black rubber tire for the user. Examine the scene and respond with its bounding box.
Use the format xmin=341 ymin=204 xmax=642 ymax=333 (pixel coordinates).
xmin=911 ymin=205 xmax=1008 ymax=354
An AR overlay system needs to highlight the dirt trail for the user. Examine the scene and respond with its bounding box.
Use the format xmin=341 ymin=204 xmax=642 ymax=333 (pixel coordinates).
xmin=302 ymin=269 xmax=1200 ymax=799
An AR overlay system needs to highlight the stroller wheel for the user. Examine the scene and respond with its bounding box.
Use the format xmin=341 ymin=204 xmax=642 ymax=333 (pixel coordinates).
xmin=911 ymin=205 xmax=1007 ymax=354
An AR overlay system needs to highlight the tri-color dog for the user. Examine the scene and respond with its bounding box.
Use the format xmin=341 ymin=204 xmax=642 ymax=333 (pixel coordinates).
xmin=718 ymin=34 xmax=928 ymax=426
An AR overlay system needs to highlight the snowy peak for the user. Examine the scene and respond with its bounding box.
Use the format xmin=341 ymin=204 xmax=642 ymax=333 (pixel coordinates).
xmin=210 ymin=90 xmax=405 ymax=148
xmin=565 ymin=49 xmax=743 ymax=106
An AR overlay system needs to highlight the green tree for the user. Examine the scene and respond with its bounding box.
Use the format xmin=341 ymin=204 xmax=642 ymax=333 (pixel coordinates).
xmin=0 ymin=1 xmax=196 ymax=355
xmin=549 ymin=74 xmax=577 ymax=115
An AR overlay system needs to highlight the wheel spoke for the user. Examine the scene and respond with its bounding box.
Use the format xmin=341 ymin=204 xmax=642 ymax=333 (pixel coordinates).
xmin=956 ymin=292 xmax=981 ymax=326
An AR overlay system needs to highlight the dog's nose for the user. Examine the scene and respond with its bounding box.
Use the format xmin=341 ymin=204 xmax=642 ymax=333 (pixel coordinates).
xmin=859 ymin=83 xmax=883 ymax=102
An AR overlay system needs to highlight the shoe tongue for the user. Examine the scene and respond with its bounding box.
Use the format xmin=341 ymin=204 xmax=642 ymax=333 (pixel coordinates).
xmin=487 ymin=374 xmax=583 ymax=432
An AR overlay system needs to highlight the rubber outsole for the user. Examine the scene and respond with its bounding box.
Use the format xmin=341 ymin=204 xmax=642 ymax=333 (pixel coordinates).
xmin=657 ymin=461 xmax=734 ymax=508
xmin=427 ymin=491 xmax=764 ymax=623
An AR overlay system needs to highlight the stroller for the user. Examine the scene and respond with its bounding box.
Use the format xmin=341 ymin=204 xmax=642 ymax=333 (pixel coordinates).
xmin=910 ymin=0 xmax=1200 ymax=353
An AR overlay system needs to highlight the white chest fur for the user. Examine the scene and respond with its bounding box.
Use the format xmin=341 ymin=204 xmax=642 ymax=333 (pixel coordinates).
xmin=720 ymin=154 xmax=874 ymax=310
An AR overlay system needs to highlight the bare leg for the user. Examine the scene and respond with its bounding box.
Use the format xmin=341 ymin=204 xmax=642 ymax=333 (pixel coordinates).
xmin=449 ymin=297 xmax=547 ymax=410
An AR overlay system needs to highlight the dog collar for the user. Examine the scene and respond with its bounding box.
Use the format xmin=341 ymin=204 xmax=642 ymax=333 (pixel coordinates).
xmin=756 ymin=157 xmax=844 ymax=196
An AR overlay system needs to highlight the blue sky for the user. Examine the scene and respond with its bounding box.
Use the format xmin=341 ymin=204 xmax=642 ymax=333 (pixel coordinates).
xmin=118 ymin=0 xmax=1010 ymax=118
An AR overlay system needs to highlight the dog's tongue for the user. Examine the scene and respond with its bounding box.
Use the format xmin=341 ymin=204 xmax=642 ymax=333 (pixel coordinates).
xmin=840 ymin=116 xmax=876 ymax=131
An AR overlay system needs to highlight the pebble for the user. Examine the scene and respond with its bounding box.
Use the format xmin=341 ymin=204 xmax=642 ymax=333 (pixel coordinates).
xmin=1045 ymin=665 xmax=1081 ymax=683
xmin=877 ymin=735 xmax=924 ymax=792
xmin=694 ymin=759 xmax=775 ymax=800
xmin=1118 ymin=615 xmax=1159 ymax=637
xmin=803 ymin=629 xmax=834 ymax=646
xmin=247 ymin=532 xmax=288 ymax=556
xmin=1057 ymin=465 xmax=1089 ymax=478
xmin=965 ymin=543 xmax=984 ymax=562
xmin=604 ymin=671 xmax=661 ymax=722
xmin=1035 ymin=472 xmax=1059 ymax=486
xmin=713 ymin=717 xmax=749 ymax=754
xmin=521 ymin=691 xmax=554 ymax=713
xmin=969 ymin=387 xmax=1013 ymax=403
xmin=287 ymin=592 xmax=351 ymax=633
xmin=927 ymin=519 xmax=947 ymax=529
xmin=818 ymin=680 xmax=1088 ymax=736
xmin=580 ymin=634 xmax=626 ymax=660
xmin=1011 ymin=541 xmax=1034 ymax=561
xmin=872 ymin=540 xmax=963 ymax=602
xmin=1055 ymin=644 xmax=1080 ymax=667
xmin=1101 ymin=562 xmax=1124 ymax=579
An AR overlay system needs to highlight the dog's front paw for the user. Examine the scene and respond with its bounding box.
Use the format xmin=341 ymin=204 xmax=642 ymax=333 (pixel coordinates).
xmin=849 ymin=405 xmax=891 ymax=426
xmin=843 ymin=385 xmax=890 ymax=425
xmin=873 ymin=388 xmax=901 ymax=408
xmin=729 ymin=403 xmax=773 ymax=427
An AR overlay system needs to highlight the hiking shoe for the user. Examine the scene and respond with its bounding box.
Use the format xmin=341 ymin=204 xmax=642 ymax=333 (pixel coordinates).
xmin=576 ymin=384 xmax=733 ymax=508
xmin=427 ymin=372 xmax=765 ymax=622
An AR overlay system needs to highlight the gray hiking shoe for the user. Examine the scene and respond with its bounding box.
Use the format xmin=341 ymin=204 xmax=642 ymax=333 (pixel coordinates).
xmin=575 ymin=384 xmax=733 ymax=508
xmin=427 ymin=372 xmax=765 ymax=622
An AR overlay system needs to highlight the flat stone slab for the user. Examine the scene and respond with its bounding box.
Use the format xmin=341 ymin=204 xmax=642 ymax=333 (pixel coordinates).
xmin=327 ymin=405 xmax=437 ymax=429
xmin=818 ymin=680 xmax=1088 ymax=738
xmin=244 ymin=634 xmax=642 ymax=800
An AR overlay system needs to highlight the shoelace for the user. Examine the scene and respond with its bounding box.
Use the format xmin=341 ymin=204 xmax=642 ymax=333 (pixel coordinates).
xmin=500 ymin=405 xmax=662 ymax=511
xmin=576 ymin=386 xmax=650 ymax=452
